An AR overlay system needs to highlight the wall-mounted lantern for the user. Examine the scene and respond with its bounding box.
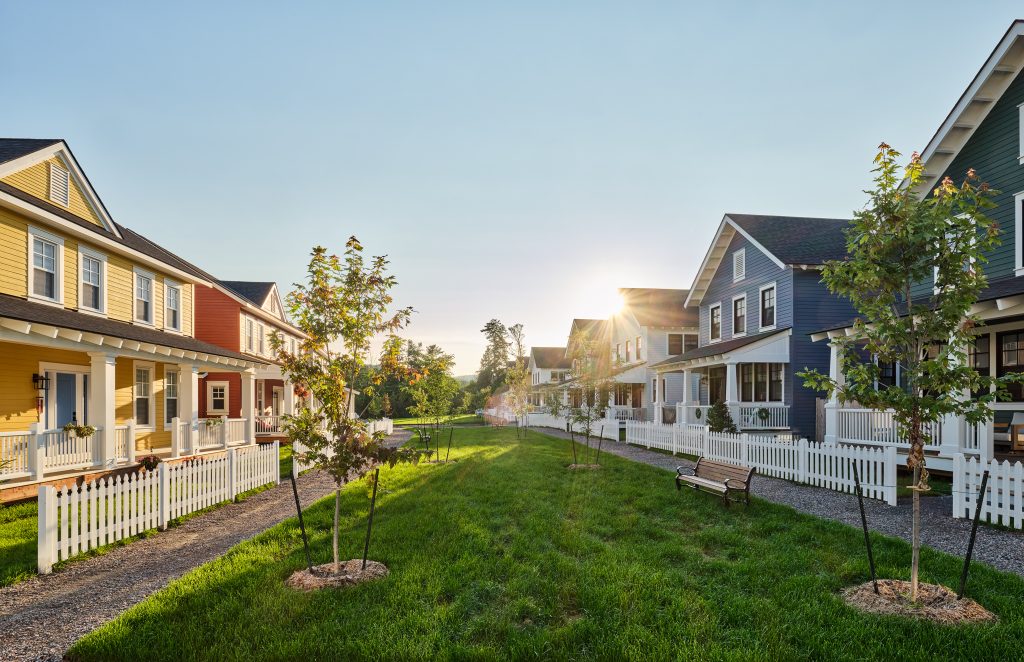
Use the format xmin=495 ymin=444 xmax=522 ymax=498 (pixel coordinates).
xmin=32 ymin=373 xmax=50 ymax=413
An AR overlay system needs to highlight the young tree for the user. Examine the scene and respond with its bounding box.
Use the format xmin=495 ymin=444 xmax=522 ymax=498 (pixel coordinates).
xmin=800 ymin=144 xmax=1012 ymax=600
xmin=566 ymin=328 xmax=614 ymax=465
xmin=275 ymin=238 xmax=418 ymax=576
xmin=478 ymin=319 xmax=511 ymax=390
xmin=706 ymin=401 xmax=738 ymax=434
xmin=504 ymin=323 xmax=531 ymax=436
xmin=406 ymin=345 xmax=461 ymax=460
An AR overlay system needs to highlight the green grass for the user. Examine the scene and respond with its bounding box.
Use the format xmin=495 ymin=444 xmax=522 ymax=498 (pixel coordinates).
xmin=69 ymin=428 xmax=1024 ymax=661
xmin=278 ymin=443 xmax=293 ymax=480
xmin=0 ymin=500 xmax=38 ymax=586
xmin=394 ymin=413 xmax=484 ymax=426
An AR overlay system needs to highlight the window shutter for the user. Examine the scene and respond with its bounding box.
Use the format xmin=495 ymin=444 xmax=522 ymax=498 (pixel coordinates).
xmin=49 ymin=163 xmax=70 ymax=206
xmin=733 ymin=249 xmax=746 ymax=281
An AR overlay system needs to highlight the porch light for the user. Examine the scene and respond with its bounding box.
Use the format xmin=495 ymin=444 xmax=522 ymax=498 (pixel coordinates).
xmin=32 ymin=373 xmax=50 ymax=413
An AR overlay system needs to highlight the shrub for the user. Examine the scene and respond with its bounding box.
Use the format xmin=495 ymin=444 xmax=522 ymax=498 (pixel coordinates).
xmin=706 ymin=402 xmax=737 ymax=433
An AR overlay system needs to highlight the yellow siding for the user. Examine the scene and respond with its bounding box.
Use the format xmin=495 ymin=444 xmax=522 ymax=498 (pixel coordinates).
xmin=0 ymin=342 xmax=90 ymax=432
xmin=64 ymin=238 xmax=78 ymax=310
xmin=1 ymin=156 xmax=104 ymax=227
xmin=106 ymin=254 xmax=133 ymax=321
xmin=182 ymin=283 xmax=194 ymax=336
xmin=0 ymin=208 xmax=28 ymax=298
xmin=115 ymin=360 xmax=173 ymax=451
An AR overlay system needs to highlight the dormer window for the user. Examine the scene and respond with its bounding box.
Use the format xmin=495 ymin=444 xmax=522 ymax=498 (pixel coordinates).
xmin=733 ymin=249 xmax=746 ymax=282
xmin=48 ymin=163 xmax=70 ymax=207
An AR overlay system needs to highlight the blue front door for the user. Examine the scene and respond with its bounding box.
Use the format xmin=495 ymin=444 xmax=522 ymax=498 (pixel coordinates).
xmin=55 ymin=373 xmax=77 ymax=427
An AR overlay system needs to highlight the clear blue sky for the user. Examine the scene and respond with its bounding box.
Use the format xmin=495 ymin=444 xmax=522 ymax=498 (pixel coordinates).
xmin=3 ymin=2 xmax=1021 ymax=373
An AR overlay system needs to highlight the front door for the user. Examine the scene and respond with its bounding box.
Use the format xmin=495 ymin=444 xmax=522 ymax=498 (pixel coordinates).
xmin=272 ymin=388 xmax=283 ymax=416
xmin=45 ymin=369 xmax=88 ymax=429
xmin=630 ymin=383 xmax=643 ymax=408
xmin=708 ymin=366 xmax=727 ymax=404
xmin=55 ymin=373 xmax=77 ymax=426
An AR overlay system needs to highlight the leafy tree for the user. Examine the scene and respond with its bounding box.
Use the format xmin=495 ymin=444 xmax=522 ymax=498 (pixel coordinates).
xmin=274 ymin=238 xmax=418 ymax=575
xmin=800 ymin=144 xmax=1014 ymax=601
xmin=478 ymin=319 xmax=511 ymax=390
xmin=406 ymin=345 xmax=461 ymax=459
xmin=706 ymin=401 xmax=738 ymax=434
xmin=567 ymin=328 xmax=613 ymax=465
xmin=504 ymin=323 xmax=531 ymax=435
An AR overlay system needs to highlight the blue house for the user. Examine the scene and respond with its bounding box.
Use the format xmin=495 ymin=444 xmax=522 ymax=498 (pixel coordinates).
xmin=652 ymin=214 xmax=855 ymax=438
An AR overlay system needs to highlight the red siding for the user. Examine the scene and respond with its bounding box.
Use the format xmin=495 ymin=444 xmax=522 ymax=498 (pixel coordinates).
xmin=199 ymin=373 xmax=242 ymax=418
xmin=194 ymin=285 xmax=241 ymax=352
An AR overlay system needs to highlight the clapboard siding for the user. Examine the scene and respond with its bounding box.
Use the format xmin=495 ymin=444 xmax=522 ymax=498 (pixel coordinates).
xmin=699 ymin=232 xmax=792 ymax=345
xmin=911 ymin=67 xmax=1024 ymax=299
xmin=788 ymin=270 xmax=859 ymax=438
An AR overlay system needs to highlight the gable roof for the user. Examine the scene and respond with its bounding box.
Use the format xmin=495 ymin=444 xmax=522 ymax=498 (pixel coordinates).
xmin=619 ymin=288 xmax=697 ymax=327
xmin=685 ymin=214 xmax=849 ymax=307
xmin=649 ymin=327 xmax=791 ymax=369
xmin=916 ymin=20 xmax=1024 ymax=192
xmin=221 ymin=281 xmax=275 ymax=307
xmin=530 ymin=346 xmax=572 ymax=370
xmin=0 ymin=139 xmax=61 ymax=165
xmin=565 ymin=318 xmax=607 ymax=358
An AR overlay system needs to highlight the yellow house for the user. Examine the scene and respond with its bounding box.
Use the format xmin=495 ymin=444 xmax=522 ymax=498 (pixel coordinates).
xmin=0 ymin=139 xmax=263 ymax=491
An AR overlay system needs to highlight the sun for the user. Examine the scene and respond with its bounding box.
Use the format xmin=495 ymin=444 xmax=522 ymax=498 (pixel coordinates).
xmin=603 ymin=290 xmax=625 ymax=317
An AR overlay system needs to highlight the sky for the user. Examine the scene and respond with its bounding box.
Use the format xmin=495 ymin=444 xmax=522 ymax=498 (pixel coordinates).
xmin=2 ymin=2 xmax=1022 ymax=374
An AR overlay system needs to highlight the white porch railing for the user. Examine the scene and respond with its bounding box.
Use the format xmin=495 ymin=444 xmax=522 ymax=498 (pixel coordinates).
xmin=255 ymin=415 xmax=282 ymax=434
xmin=225 ymin=418 xmax=246 ymax=444
xmin=606 ymin=406 xmax=649 ymax=422
xmin=836 ymin=408 xmax=943 ymax=448
xmin=42 ymin=428 xmax=97 ymax=470
xmin=0 ymin=431 xmax=33 ymax=478
xmin=197 ymin=419 xmax=226 ymax=450
xmin=735 ymin=403 xmax=789 ymax=430
xmin=113 ymin=424 xmax=133 ymax=463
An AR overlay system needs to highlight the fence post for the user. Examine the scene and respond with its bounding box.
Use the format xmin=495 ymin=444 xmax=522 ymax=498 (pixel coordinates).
xmin=701 ymin=425 xmax=708 ymax=458
xmin=740 ymin=433 xmax=749 ymax=466
xmin=126 ymin=419 xmax=136 ymax=465
xmin=37 ymin=485 xmax=57 ymax=574
xmin=952 ymin=453 xmax=965 ymax=519
xmin=170 ymin=417 xmax=181 ymax=459
xmin=798 ymin=438 xmax=808 ymax=484
xmin=273 ymin=440 xmax=281 ymax=485
xmin=885 ymin=445 xmax=898 ymax=506
xmin=672 ymin=424 xmax=678 ymax=456
xmin=228 ymin=448 xmax=238 ymax=501
xmin=158 ymin=461 xmax=170 ymax=530
xmin=29 ymin=422 xmax=46 ymax=481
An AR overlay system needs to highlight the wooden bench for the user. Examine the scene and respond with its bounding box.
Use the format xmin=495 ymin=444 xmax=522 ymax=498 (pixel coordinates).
xmin=675 ymin=458 xmax=754 ymax=506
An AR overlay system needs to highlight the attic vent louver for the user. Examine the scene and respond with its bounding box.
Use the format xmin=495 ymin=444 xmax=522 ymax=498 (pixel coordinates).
xmin=733 ymin=249 xmax=746 ymax=282
xmin=49 ymin=163 xmax=70 ymax=207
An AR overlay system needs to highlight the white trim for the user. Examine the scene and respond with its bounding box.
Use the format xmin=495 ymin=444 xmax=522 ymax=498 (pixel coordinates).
xmin=27 ymin=225 xmax=64 ymax=306
xmin=163 ymin=279 xmax=182 ymax=333
xmin=732 ymin=248 xmax=746 ymax=282
xmin=708 ymin=302 xmax=723 ymax=343
xmin=758 ymin=282 xmax=777 ymax=331
xmin=732 ymin=293 xmax=748 ymax=338
xmin=133 ymin=267 xmax=155 ymax=326
xmin=77 ymin=246 xmax=107 ymax=316
xmin=206 ymin=380 xmax=230 ymax=415
xmin=38 ymin=361 xmax=90 ymax=428
xmin=1015 ymin=191 xmax=1024 ymax=276
xmin=724 ymin=217 xmax=787 ymax=270
xmin=162 ymin=365 xmax=180 ymax=431
xmin=133 ymin=360 xmax=156 ymax=431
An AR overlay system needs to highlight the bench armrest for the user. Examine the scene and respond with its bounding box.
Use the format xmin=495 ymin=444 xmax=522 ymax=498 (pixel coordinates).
xmin=676 ymin=465 xmax=696 ymax=477
xmin=723 ymin=478 xmax=747 ymax=491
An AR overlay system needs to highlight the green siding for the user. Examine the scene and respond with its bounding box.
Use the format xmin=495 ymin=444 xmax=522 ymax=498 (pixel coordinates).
xmin=911 ymin=67 xmax=1024 ymax=299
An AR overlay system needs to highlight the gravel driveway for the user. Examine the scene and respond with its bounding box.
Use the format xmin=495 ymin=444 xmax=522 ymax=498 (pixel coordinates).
xmin=0 ymin=430 xmax=410 ymax=662
xmin=530 ymin=426 xmax=1024 ymax=578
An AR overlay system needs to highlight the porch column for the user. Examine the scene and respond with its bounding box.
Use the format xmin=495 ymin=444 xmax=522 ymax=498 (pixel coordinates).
xmin=178 ymin=363 xmax=199 ymax=454
xmin=240 ymin=369 xmax=256 ymax=444
xmin=681 ymin=369 xmax=692 ymax=425
xmin=88 ymin=352 xmax=117 ymax=467
xmin=939 ymin=341 xmax=969 ymax=458
xmin=725 ymin=362 xmax=739 ymax=425
xmin=283 ymin=378 xmax=296 ymax=416
xmin=824 ymin=340 xmax=845 ymax=444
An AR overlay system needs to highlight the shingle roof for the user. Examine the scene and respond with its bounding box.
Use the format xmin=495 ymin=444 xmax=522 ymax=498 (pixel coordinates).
xmin=728 ymin=214 xmax=850 ymax=265
xmin=0 ymin=294 xmax=257 ymax=363
xmin=619 ymin=288 xmax=697 ymax=327
xmin=220 ymin=281 xmax=275 ymax=307
xmin=531 ymin=346 xmax=572 ymax=369
xmin=0 ymin=139 xmax=61 ymax=165
xmin=649 ymin=327 xmax=790 ymax=368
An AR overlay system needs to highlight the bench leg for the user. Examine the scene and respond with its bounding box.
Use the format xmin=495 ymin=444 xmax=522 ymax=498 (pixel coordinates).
xmin=675 ymin=477 xmax=681 ymax=491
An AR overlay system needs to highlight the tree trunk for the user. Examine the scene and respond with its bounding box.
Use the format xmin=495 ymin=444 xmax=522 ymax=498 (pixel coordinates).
xmin=911 ymin=465 xmax=921 ymax=602
xmin=333 ymin=485 xmax=341 ymax=574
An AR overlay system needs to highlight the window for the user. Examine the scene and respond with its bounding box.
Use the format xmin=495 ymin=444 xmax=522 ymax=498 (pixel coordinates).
xmin=733 ymin=249 xmax=746 ymax=282
xmin=968 ymin=334 xmax=990 ymax=373
xmin=636 ymin=336 xmax=642 ymax=360
xmin=710 ymin=304 xmax=722 ymax=342
xmin=615 ymin=343 xmax=621 ymax=360
xmin=259 ymin=324 xmax=266 ymax=355
xmin=668 ymin=333 xmax=683 ymax=355
xmin=207 ymin=381 xmax=229 ymax=415
xmin=164 ymin=369 xmax=179 ymax=425
xmin=135 ymin=271 xmax=153 ymax=324
xmin=760 ymin=285 xmax=776 ymax=329
xmin=245 ymin=318 xmax=255 ymax=352
xmin=79 ymin=250 xmax=105 ymax=313
xmin=625 ymin=340 xmax=631 ymax=362
xmin=32 ymin=237 xmax=58 ymax=300
xmin=754 ymin=364 xmax=768 ymax=401
xmin=769 ymin=363 xmax=783 ymax=401
xmin=134 ymin=366 xmax=152 ymax=427
xmin=684 ymin=334 xmax=698 ymax=353
xmin=49 ymin=162 xmax=70 ymax=206
xmin=878 ymin=360 xmax=898 ymax=388
xmin=999 ymin=332 xmax=1024 ymax=400
xmin=1016 ymin=193 xmax=1024 ymax=276
xmin=165 ymin=282 xmax=181 ymax=331
xmin=733 ymin=295 xmax=746 ymax=336
xmin=740 ymin=364 xmax=754 ymax=401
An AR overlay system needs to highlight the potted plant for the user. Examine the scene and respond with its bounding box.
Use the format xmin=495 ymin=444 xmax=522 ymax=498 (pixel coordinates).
xmin=138 ymin=455 xmax=161 ymax=471
xmin=62 ymin=422 xmax=97 ymax=438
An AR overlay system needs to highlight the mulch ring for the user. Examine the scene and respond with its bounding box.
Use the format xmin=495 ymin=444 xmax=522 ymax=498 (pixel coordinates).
xmin=842 ymin=579 xmax=997 ymax=624
xmin=567 ymin=463 xmax=601 ymax=470
xmin=286 ymin=560 xmax=389 ymax=592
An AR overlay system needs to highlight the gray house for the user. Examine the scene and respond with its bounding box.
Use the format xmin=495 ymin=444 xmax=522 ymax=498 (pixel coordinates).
xmin=652 ymin=214 xmax=856 ymax=438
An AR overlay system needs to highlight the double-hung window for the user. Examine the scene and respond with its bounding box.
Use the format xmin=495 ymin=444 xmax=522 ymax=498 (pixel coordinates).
xmin=165 ymin=282 xmax=181 ymax=331
xmin=28 ymin=227 xmax=64 ymax=303
xmin=709 ymin=304 xmax=722 ymax=342
xmin=635 ymin=336 xmax=642 ymax=360
xmin=625 ymin=340 xmax=631 ymax=362
xmin=245 ymin=318 xmax=255 ymax=352
xmin=164 ymin=369 xmax=179 ymax=425
xmin=79 ymin=250 xmax=105 ymax=313
xmin=135 ymin=365 xmax=153 ymax=427
xmin=135 ymin=271 xmax=154 ymax=324
xmin=684 ymin=334 xmax=698 ymax=353
xmin=733 ymin=295 xmax=746 ymax=336
xmin=668 ymin=334 xmax=683 ymax=355
xmin=760 ymin=285 xmax=776 ymax=329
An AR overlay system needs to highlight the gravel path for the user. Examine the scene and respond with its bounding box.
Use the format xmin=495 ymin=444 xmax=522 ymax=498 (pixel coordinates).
xmin=530 ymin=426 xmax=1024 ymax=578
xmin=0 ymin=431 xmax=411 ymax=662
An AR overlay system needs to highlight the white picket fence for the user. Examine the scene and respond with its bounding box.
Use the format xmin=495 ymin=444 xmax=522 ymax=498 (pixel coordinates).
xmin=291 ymin=419 xmax=394 ymax=477
xmin=37 ymin=441 xmax=280 ymax=573
xmin=526 ymin=412 xmax=618 ymax=441
xmin=626 ymin=421 xmax=898 ymax=505
xmin=952 ymin=454 xmax=1023 ymax=529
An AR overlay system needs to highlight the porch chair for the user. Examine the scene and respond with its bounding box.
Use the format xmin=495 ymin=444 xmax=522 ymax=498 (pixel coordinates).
xmin=992 ymin=411 xmax=1024 ymax=454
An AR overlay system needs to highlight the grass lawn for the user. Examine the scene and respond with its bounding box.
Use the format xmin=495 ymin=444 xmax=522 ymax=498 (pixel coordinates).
xmin=394 ymin=413 xmax=484 ymax=426
xmin=0 ymin=500 xmax=37 ymax=587
xmin=69 ymin=428 xmax=1024 ymax=661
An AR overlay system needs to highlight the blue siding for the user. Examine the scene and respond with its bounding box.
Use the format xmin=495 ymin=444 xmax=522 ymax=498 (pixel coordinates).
xmin=788 ymin=270 xmax=859 ymax=439
xmin=698 ymin=232 xmax=792 ymax=344
xmin=910 ymin=67 xmax=1024 ymax=299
